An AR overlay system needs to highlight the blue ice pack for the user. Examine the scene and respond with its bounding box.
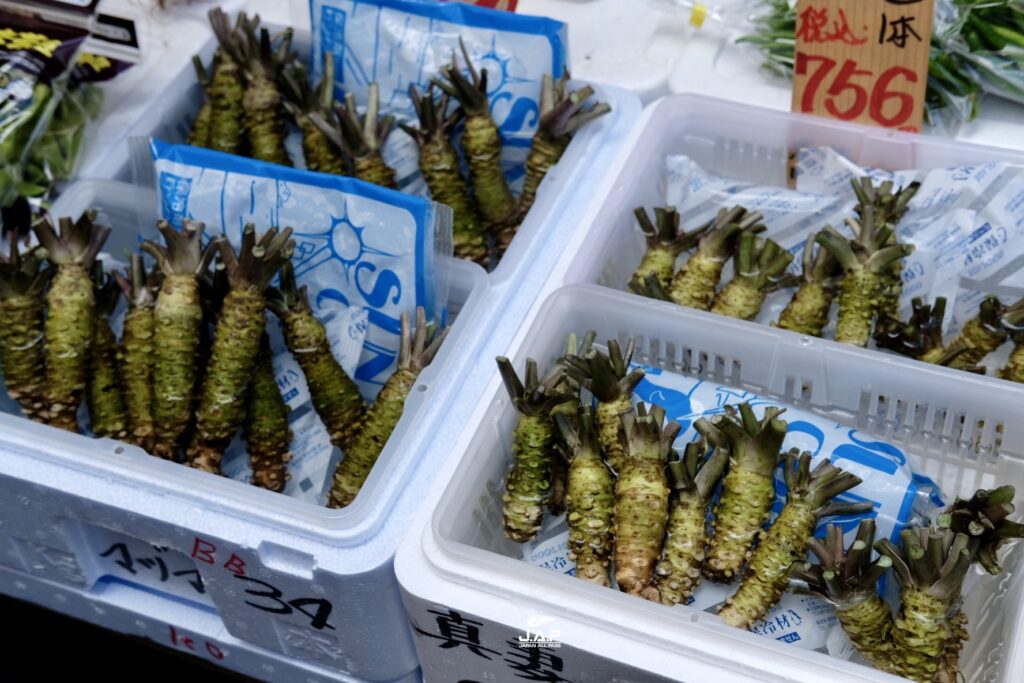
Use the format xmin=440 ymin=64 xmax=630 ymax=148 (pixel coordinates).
xmin=308 ymin=0 xmax=568 ymax=193
xmin=143 ymin=138 xmax=451 ymax=399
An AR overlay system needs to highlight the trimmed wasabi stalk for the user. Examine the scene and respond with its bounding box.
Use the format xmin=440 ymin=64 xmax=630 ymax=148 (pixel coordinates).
xmin=328 ymin=308 xmax=447 ymax=508
xmin=142 ymin=220 xmax=217 ymax=460
xmin=434 ymin=41 xmax=517 ymax=229
xmin=493 ymin=355 xmax=571 ymax=540
xmin=401 ymin=84 xmax=487 ymax=264
xmin=87 ymin=265 xmax=128 ymax=440
xmin=245 ymin=334 xmax=292 ymax=492
xmin=188 ymin=55 xmax=213 ymax=148
xmin=628 ymin=207 xmax=707 ymax=295
xmin=653 ymin=432 xmax=729 ymax=606
xmin=711 ymin=233 xmax=794 ymax=320
xmin=266 ymin=261 xmax=365 ymax=450
xmin=718 ymin=450 xmax=870 ymax=628
xmin=516 ymin=73 xmax=611 ymax=220
xmin=0 ymin=241 xmax=49 ymax=421
xmin=874 ymin=297 xmax=949 ymax=364
xmin=561 ymin=336 xmax=645 ymax=474
xmin=189 ymin=225 xmax=294 ymax=473
xmin=233 ymin=20 xmax=294 ymax=165
xmin=698 ymin=403 xmax=788 ymax=583
xmin=614 ymin=403 xmax=679 ymax=599
xmin=282 ymin=54 xmax=345 ymax=175
xmin=34 ymin=212 xmax=111 ymax=431
xmin=817 ymin=209 xmax=915 ymax=346
xmin=207 ymin=9 xmax=247 ymax=155
xmin=775 ymin=235 xmax=839 ymax=336
xmin=850 ymin=177 xmax=920 ymax=320
xmin=547 ymin=332 xmax=589 ymax=516
xmin=316 ymin=84 xmax=396 ymax=188
xmin=113 ymin=255 xmax=159 ymax=451
xmin=554 ymin=405 xmax=614 ymax=586
xmin=939 ymin=296 xmax=1023 ymax=370
xmin=664 ymin=207 xmax=765 ymax=311
xmin=1000 ymin=333 xmax=1024 ymax=383
xmin=791 ymin=521 xmax=895 ymax=669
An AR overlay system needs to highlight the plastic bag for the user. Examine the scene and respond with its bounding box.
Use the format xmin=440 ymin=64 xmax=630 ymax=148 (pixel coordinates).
xmin=935 ymin=0 xmax=1024 ymax=108
xmin=307 ymin=0 xmax=568 ymax=193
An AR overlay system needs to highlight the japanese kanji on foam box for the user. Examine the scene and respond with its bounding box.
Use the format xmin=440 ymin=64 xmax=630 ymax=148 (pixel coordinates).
xmin=395 ymin=94 xmax=1024 ymax=683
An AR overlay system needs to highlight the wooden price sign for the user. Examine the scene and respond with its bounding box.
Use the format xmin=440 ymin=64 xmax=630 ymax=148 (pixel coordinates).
xmin=791 ymin=0 xmax=934 ymax=133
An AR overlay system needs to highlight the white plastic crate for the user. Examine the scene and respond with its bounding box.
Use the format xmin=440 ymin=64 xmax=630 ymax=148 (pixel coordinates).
xmin=396 ymin=95 xmax=1024 ymax=683
xmin=0 ymin=178 xmax=489 ymax=682
xmin=95 ymin=26 xmax=640 ymax=285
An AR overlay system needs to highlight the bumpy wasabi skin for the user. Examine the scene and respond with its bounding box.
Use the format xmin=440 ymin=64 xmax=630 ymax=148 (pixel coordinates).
xmin=328 ymin=308 xmax=447 ymax=509
xmin=188 ymin=55 xmax=213 ymax=148
xmin=561 ymin=336 xmax=644 ymax=474
xmin=87 ymin=267 xmax=127 ymax=440
xmin=316 ymin=84 xmax=397 ymax=188
xmin=942 ymin=296 xmax=1014 ymax=370
xmin=718 ymin=452 xmax=868 ymax=628
xmin=434 ymin=42 xmax=516 ymax=229
xmin=711 ymin=233 xmax=793 ymax=321
xmin=267 ymin=262 xmax=365 ymax=451
xmin=614 ymin=403 xmax=678 ymax=599
xmin=1001 ymin=336 xmax=1024 ymax=383
xmin=114 ymin=255 xmax=158 ymax=450
xmin=0 ymin=242 xmax=49 ymax=421
xmin=791 ymin=522 xmax=894 ymax=669
xmin=628 ymin=207 xmax=706 ymax=294
xmin=236 ymin=20 xmax=294 ymax=166
xmin=516 ymin=73 xmax=610 ymax=220
xmin=776 ymin=235 xmax=839 ymax=337
xmin=143 ymin=220 xmax=216 ymax=460
xmin=667 ymin=207 xmax=764 ymax=311
xmin=190 ymin=226 xmax=294 ymax=474
xmin=245 ymin=335 xmax=292 ymax=492
xmin=33 ymin=212 xmax=111 ymax=432
xmin=555 ymin=405 xmax=614 ymax=586
xmin=402 ymin=84 xmax=487 ymax=264
xmin=654 ymin=435 xmax=728 ymax=606
xmin=207 ymin=10 xmax=246 ymax=156
xmin=698 ymin=403 xmax=787 ymax=583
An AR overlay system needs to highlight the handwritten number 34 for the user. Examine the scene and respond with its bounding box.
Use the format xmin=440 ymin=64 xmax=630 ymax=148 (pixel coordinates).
xmin=797 ymin=53 xmax=916 ymax=128
xmin=235 ymin=575 xmax=335 ymax=630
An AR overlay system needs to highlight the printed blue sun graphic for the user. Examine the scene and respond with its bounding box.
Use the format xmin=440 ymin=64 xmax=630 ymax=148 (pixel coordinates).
xmin=479 ymin=35 xmax=530 ymax=98
xmin=287 ymin=199 xmax=396 ymax=282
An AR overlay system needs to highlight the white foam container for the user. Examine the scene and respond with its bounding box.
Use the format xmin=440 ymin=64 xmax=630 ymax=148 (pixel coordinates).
xmin=396 ymin=94 xmax=1024 ymax=683
xmin=92 ymin=25 xmax=640 ymax=286
xmin=0 ymin=178 xmax=490 ymax=682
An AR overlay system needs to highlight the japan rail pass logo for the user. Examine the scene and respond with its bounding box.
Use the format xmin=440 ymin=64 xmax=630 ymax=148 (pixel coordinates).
xmin=516 ymin=628 xmax=562 ymax=649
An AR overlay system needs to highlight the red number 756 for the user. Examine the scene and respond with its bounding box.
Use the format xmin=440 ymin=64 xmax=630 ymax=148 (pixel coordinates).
xmin=796 ymin=53 xmax=917 ymax=129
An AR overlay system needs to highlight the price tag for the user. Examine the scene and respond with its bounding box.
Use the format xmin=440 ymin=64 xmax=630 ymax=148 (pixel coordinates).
xmin=791 ymin=0 xmax=933 ymax=132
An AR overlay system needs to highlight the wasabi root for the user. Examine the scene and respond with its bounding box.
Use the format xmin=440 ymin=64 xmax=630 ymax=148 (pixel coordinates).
xmin=1000 ymin=332 xmax=1024 ymax=383
xmin=791 ymin=521 xmax=895 ymax=669
xmin=628 ymin=207 xmax=706 ymax=294
xmin=775 ymin=234 xmax=839 ymax=337
xmin=0 ymin=241 xmax=49 ymax=420
xmin=718 ymin=450 xmax=869 ymax=628
xmin=614 ymin=403 xmax=679 ymax=599
xmin=207 ymin=10 xmax=247 ymax=156
xmin=87 ymin=265 xmax=128 ymax=440
xmin=547 ymin=332 xmax=589 ymax=516
xmin=266 ymin=262 xmax=366 ymax=451
xmin=874 ymin=297 xmax=950 ymax=364
xmin=401 ymin=84 xmax=487 ymax=264
xmin=710 ymin=232 xmax=794 ymax=321
xmin=113 ymin=255 xmax=159 ymax=451
xmin=816 ymin=210 xmax=914 ymax=347
xmin=282 ymin=54 xmax=346 ymax=175
xmin=940 ymin=296 xmax=1022 ymax=370
xmin=698 ymin=403 xmax=788 ymax=583
xmin=34 ymin=212 xmax=111 ymax=432
xmin=555 ymin=404 xmax=614 ymax=586
xmin=328 ymin=308 xmax=447 ymax=508
xmin=142 ymin=220 xmax=217 ymax=460
xmin=561 ymin=336 xmax=645 ymax=474
xmin=188 ymin=55 xmax=213 ymax=148
xmin=654 ymin=433 xmax=728 ymax=605
xmin=189 ymin=225 xmax=294 ymax=473
xmin=316 ymin=84 xmax=396 ymax=188
xmin=234 ymin=19 xmax=294 ymax=166
xmin=245 ymin=334 xmax=292 ymax=492
xmin=665 ymin=207 xmax=765 ymax=311
xmin=434 ymin=41 xmax=517 ymax=229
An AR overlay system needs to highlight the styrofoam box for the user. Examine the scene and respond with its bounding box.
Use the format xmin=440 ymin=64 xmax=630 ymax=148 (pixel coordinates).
xmin=0 ymin=179 xmax=490 ymax=682
xmin=96 ymin=26 xmax=640 ymax=285
xmin=396 ymin=95 xmax=1024 ymax=683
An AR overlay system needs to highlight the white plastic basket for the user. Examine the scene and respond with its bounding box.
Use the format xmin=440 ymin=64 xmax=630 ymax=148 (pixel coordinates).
xmin=396 ymin=95 xmax=1024 ymax=683
xmin=0 ymin=179 xmax=489 ymax=682
xmin=95 ymin=26 xmax=640 ymax=285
